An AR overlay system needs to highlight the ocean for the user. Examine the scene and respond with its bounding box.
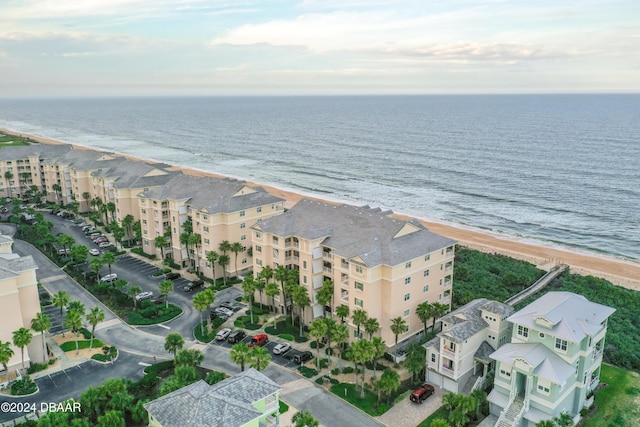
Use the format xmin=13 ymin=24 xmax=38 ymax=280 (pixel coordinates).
xmin=0 ymin=94 xmax=638 ymax=260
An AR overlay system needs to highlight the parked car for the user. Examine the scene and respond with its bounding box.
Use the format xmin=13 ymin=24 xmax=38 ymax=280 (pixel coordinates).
xmin=57 ymin=248 xmax=70 ymax=256
xmin=99 ymin=242 xmax=114 ymax=249
xmin=164 ymin=272 xmax=181 ymax=280
xmin=410 ymin=384 xmax=435 ymax=404
xmin=272 ymin=343 xmax=291 ymax=355
xmin=294 ymin=351 xmax=313 ymax=364
xmin=91 ymin=234 xmax=106 ymax=241
xmin=151 ymin=297 xmax=165 ymax=305
xmin=226 ymin=330 xmax=246 ymax=344
xmin=100 ymin=273 xmax=118 ymax=283
xmin=0 ymin=206 xmax=8 ymax=214
xmin=135 ymin=291 xmax=154 ymax=302
xmin=89 ymin=248 xmax=100 ymax=256
xmin=183 ymin=280 xmax=204 ymax=292
xmin=94 ymin=238 xmax=108 ymax=245
xmin=248 ymin=334 xmax=268 ymax=348
xmin=214 ymin=307 xmax=234 ymax=318
xmin=215 ymin=328 xmax=232 ymax=341
xmin=219 ymin=301 xmax=243 ymax=312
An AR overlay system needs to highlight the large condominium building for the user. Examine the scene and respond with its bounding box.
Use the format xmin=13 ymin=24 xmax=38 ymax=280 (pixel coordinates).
xmin=251 ymin=199 xmax=457 ymax=348
xmin=488 ymin=292 xmax=615 ymax=427
xmin=139 ymin=174 xmax=284 ymax=278
xmin=0 ymin=234 xmax=42 ymax=382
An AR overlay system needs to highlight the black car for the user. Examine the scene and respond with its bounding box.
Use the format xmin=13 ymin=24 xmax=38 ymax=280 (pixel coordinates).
xmin=294 ymin=351 xmax=313 ymax=364
xmin=183 ymin=279 xmax=204 ymax=292
xmin=227 ymin=330 xmax=246 ymax=344
xmin=164 ymin=272 xmax=181 ymax=280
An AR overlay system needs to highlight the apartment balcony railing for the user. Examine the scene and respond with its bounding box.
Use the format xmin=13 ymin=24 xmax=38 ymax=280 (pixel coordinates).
xmin=323 ymin=252 xmax=332 ymax=259
xmin=285 ymin=241 xmax=300 ymax=248
xmin=441 ymin=365 xmax=456 ymax=378
xmin=264 ymin=398 xmax=279 ymax=414
xmin=442 ymin=348 xmax=457 ymax=359
xmin=446 ymin=249 xmax=454 ymax=257
xmin=445 ymin=266 xmax=453 ymax=273
xmin=592 ymin=350 xmax=603 ymax=361
xmin=293 ymin=256 xmax=299 ymax=262
xmin=441 ymin=295 xmax=451 ymax=305
xmin=341 ymin=260 xmax=349 ymax=269
xmin=444 ymin=279 xmax=452 ymax=288
xmin=323 ymin=266 xmax=332 ymax=273
xmin=341 ymin=276 xmax=349 ymax=284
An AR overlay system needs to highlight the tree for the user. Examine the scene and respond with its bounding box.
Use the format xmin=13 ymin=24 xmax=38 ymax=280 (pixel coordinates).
xmin=113 ymin=278 xmax=127 ymax=292
xmin=470 ymin=389 xmax=487 ymax=420
xmin=52 ymin=183 xmax=62 ymax=202
xmin=122 ymin=214 xmax=134 ymax=243
xmin=351 ymin=339 xmax=374 ymax=397
xmin=364 ymin=317 xmax=380 ymax=340
xmin=316 ymin=280 xmax=334 ymax=317
xmin=536 ymin=421 xmax=557 ymax=427
xmin=31 ymin=312 xmax=51 ymax=363
xmin=230 ymin=342 xmax=251 ymax=371
xmin=242 ymin=275 xmax=257 ymax=324
xmin=554 ymin=412 xmax=574 ymax=427
xmin=127 ymin=285 xmax=143 ymax=309
xmin=105 ymin=202 xmax=116 ymax=222
xmin=352 ymin=309 xmax=368 ymax=339
xmin=231 ymin=241 xmax=243 ymax=276
xmin=249 ymin=346 xmax=271 ymax=371
xmin=64 ymin=311 xmax=83 ymax=355
xmin=405 ymin=342 xmax=426 ymax=384
xmin=188 ymin=233 xmax=202 ymax=273
xmin=193 ymin=292 xmax=209 ymax=336
xmin=101 ymin=251 xmax=117 ymax=275
xmin=336 ymin=304 xmax=350 ymax=324
xmin=218 ymin=254 xmax=230 ymax=286
xmin=159 ymin=280 xmax=174 ymax=309
xmin=291 ymin=285 xmax=310 ymax=336
xmin=82 ymin=192 xmax=91 ymax=211
xmin=57 ymin=233 xmax=75 ymax=255
xmin=218 ymin=239 xmax=231 ymax=255
xmin=292 ymin=411 xmax=320 ymax=427
xmin=86 ymin=307 xmax=105 ymax=349
xmin=265 ymin=281 xmax=279 ymax=313
xmin=53 ymin=290 xmax=71 ymax=316
xmin=333 ymin=323 xmax=349 ymax=369
xmin=370 ymin=337 xmax=386 ymax=380
xmin=274 ymin=265 xmax=289 ymax=320
xmin=322 ymin=317 xmax=338 ymax=363
xmin=431 ymin=302 xmax=449 ymax=331
xmin=89 ymin=256 xmax=104 ymax=284
xmin=153 ymin=235 xmax=168 ymax=260
xmin=12 ymin=327 xmax=33 ymax=369
xmin=254 ymin=278 xmax=266 ymax=309
xmin=378 ymin=368 xmax=400 ymax=405
xmin=112 ymin=224 xmax=125 ymax=250
xmin=180 ymin=232 xmax=192 ymax=269
xmin=175 ymin=349 xmax=204 ymax=368
xmin=97 ymin=410 xmax=124 ymax=427
xmin=164 ymin=333 xmax=184 ymax=359
xmin=309 ymin=319 xmax=329 ymax=371
xmin=0 ymin=340 xmax=15 ymax=381
xmin=206 ymin=250 xmax=218 ymax=282
xmin=68 ymin=300 xmax=86 ymax=316
xmin=70 ymin=244 xmax=89 ymax=266
xmin=430 ymin=420 xmax=452 ymax=427
xmin=258 ymin=265 xmax=273 ymax=285
xmin=416 ymin=301 xmax=435 ymax=336
xmin=202 ymin=287 xmax=216 ymax=330
xmin=390 ymin=317 xmax=407 ymax=360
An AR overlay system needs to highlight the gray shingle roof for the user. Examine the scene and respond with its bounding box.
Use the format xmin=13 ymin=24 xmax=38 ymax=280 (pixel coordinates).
xmin=439 ymin=298 xmax=513 ymax=343
xmin=89 ymin=158 xmax=177 ymax=189
xmin=255 ymin=199 xmax=456 ymax=267
xmin=508 ymin=292 xmax=615 ymax=342
xmin=474 ymin=341 xmax=495 ymax=363
xmin=0 ymin=254 xmax=38 ymax=279
xmin=142 ymin=174 xmax=284 ymax=213
xmin=0 ymin=143 xmax=71 ymax=161
xmin=143 ymin=369 xmax=281 ymax=427
xmin=490 ymin=343 xmax=574 ymax=385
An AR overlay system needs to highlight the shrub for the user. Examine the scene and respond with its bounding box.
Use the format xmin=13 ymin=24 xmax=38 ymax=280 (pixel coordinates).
xmin=11 ymin=376 xmax=37 ymax=396
xmin=319 ymin=358 xmax=330 ymax=369
xmin=377 ymin=404 xmax=390 ymax=415
xmin=330 ymin=377 xmax=339 ymax=385
xmin=315 ymin=377 xmax=324 ymax=385
xmin=205 ymin=371 xmax=226 ymax=385
xmin=331 ymin=368 xmax=340 ymax=375
xmin=298 ymin=366 xmax=319 ymax=378
xmin=27 ymin=362 xmax=49 ymax=374
xmin=342 ymin=366 xmax=354 ymax=374
xmin=131 ymin=247 xmax=156 ymax=259
xmin=279 ymin=401 xmax=289 ymax=414
xmin=279 ymin=334 xmax=294 ymax=341
xmin=310 ymin=341 xmax=325 ymax=349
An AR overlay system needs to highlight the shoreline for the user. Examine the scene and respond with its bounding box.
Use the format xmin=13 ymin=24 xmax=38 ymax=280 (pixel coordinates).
xmin=3 ymin=127 xmax=640 ymax=290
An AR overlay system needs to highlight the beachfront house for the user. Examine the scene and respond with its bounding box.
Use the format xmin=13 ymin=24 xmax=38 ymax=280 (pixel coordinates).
xmin=144 ymin=368 xmax=281 ymax=427
xmin=488 ymin=292 xmax=614 ymax=427
xmin=424 ymin=298 xmax=513 ymax=394
xmin=251 ymin=199 xmax=456 ymax=349
xmin=139 ymin=173 xmax=284 ymax=278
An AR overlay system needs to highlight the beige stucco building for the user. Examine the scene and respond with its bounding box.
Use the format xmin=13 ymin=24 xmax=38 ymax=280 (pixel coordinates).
xmin=252 ymin=199 xmax=456 ymax=348
xmin=0 ymin=234 xmax=42 ymax=381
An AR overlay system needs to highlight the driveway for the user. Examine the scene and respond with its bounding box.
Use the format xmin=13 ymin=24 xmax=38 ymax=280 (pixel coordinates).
xmin=376 ymin=385 xmax=444 ymax=427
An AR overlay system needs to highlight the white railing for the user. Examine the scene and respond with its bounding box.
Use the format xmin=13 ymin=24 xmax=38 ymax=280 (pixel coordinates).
xmin=472 ymin=375 xmax=484 ymax=391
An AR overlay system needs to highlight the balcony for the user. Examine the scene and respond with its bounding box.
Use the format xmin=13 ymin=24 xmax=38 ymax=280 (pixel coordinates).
xmin=442 ymin=347 xmax=457 ymax=359
xmin=323 ymin=266 xmax=332 ymax=274
xmin=444 ymin=279 xmax=452 ymax=288
xmin=441 ymin=365 xmax=456 ymax=378
xmin=446 ymin=248 xmax=454 ymax=257
xmin=341 ymin=260 xmax=349 ymax=269
xmin=323 ymin=252 xmax=332 ymax=260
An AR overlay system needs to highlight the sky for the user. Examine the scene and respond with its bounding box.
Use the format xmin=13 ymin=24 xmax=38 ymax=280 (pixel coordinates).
xmin=0 ymin=0 xmax=638 ymax=97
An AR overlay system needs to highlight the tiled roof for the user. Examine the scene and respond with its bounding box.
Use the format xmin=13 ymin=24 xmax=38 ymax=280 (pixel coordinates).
xmin=508 ymin=292 xmax=615 ymax=342
xmin=254 ymin=199 xmax=456 ymax=267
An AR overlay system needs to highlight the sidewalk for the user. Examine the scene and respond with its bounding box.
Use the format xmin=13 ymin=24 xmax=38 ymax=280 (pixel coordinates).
xmin=30 ymin=336 xmax=89 ymax=381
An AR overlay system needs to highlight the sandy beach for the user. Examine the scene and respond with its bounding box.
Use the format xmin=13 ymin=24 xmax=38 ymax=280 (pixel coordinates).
xmin=3 ymin=127 xmax=639 ymax=290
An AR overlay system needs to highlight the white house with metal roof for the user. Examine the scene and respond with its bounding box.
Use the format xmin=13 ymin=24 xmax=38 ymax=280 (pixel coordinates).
xmin=488 ymin=292 xmax=615 ymax=427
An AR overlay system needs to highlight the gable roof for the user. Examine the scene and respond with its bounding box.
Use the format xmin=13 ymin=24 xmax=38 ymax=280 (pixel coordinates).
xmin=143 ymin=369 xmax=281 ymax=427
xmin=491 ymin=343 xmax=574 ymax=385
xmin=508 ymin=292 xmax=615 ymax=342
xmin=0 ymin=144 xmax=72 ymax=161
xmin=254 ymin=199 xmax=456 ymax=267
xmin=437 ymin=298 xmax=513 ymax=343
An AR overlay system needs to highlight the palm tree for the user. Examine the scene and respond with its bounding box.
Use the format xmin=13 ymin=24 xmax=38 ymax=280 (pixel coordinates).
xmin=249 ymin=346 xmax=271 ymax=371
xmin=273 ymin=265 xmax=289 ymax=317
xmin=188 ymin=233 xmax=202 ymax=273
xmin=416 ymin=301 xmax=435 ymax=336
xmin=175 ymin=349 xmax=204 ymax=367
xmin=0 ymin=341 xmax=14 ymax=381
xmin=352 ymin=309 xmax=368 ymax=339
xmin=64 ymin=311 xmax=83 ymax=355
xmin=193 ymin=292 xmax=209 ymax=336
xmin=31 ymin=312 xmax=51 ymax=363
xmin=379 ymin=368 xmax=400 ymax=405
xmin=230 ymin=241 xmax=243 ymax=276
xmin=164 ymin=333 xmax=184 ymax=359
xmin=86 ymin=307 xmax=105 ymax=349
xmin=12 ymin=327 xmax=33 ymax=369
xmin=106 ymin=202 xmax=116 ymax=222
xmin=431 ymin=302 xmax=449 ymax=331
xmin=206 ymin=250 xmax=219 ymax=282
xmin=69 ymin=244 xmax=89 ymax=266
xmin=180 ymin=232 xmax=191 ymax=268
xmin=122 ymin=214 xmax=134 ymax=243
xmin=82 ymin=192 xmax=91 ymax=211
xmin=57 ymin=233 xmax=75 ymax=255
xmin=254 ymin=278 xmax=266 ymax=309
xmin=127 ymin=285 xmax=143 ymax=309
xmin=113 ymin=278 xmax=128 ymax=292
xmin=218 ymin=239 xmax=231 ymax=255
xmin=405 ymin=342 xmax=426 ymax=384
xmin=291 ymin=285 xmax=310 ymax=336
xmin=429 ymin=420 xmax=452 ymax=427
xmin=336 ymin=304 xmax=350 ymax=324
xmin=390 ymin=317 xmax=407 ymax=360
xmin=292 ymin=411 xmax=320 ymax=427
xmin=53 ymin=290 xmax=70 ymax=316
xmin=52 ymin=183 xmax=62 ymax=202
xmin=67 ymin=300 xmax=86 ymax=316
xmin=322 ymin=317 xmax=338 ymax=363
xmin=333 ymin=323 xmax=349 ymax=368
xmin=230 ymin=342 xmax=251 ymax=371
xmin=202 ymin=288 xmax=216 ymax=330
xmin=242 ymin=275 xmax=257 ymax=324
xmin=470 ymin=389 xmax=487 ymax=420
xmin=218 ymin=254 xmax=230 ymax=286
xmin=154 ymin=235 xmax=168 ymax=260
xmin=102 ymin=251 xmax=117 ymax=275
xmin=554 ymin=412 xmax=574 ymax=427
xmin=536 ymin=420 xmax=556 ymax=427
xmin=89 ymin=256 xmax=104 ymax=284
xmin=309 ymin=319 xmax=329 ymax=371
xmin=258 ymin=265 xmax=273 ymax=284
xmin=159 ymin=279 xmax=174 ymax=309
xmin=364 ymin=317 xmax=380 ymax=340
xmin=370 ymin=337 xmax=386 ymax=380
xmin=351 ymin=339 xmax=374 ymax=397
xmin=316 ymin=280 xmax=334 ymax=317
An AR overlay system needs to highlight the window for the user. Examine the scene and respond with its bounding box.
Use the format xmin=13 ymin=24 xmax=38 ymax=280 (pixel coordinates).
xmin=404 ymin=325 xmax=409 ymax=333
xmin=405 ymin=277 xmax=411 ymax=285
xmin=500 ymin=369 xmax=511 ymax=377
xmin=405 ymin=261 xmax=411 ymax=268
xmin=539 ymin=332 xmax=545 ymax=339
xmin=440 ymin=264 xmax=443 ymax=270
xmin=256 ymin=245 xmax=262 ymax=253
xmin=555 ymin=338 xmax=568 ymax=352
xmin=403 ymin=309 xmax=410 ymax=317
xmin=241 ymin=258 xmax=247 ymax=264
xmin=203 ymin=226 xmax=209 ymax=232
xmin=517 ymin=325 xmax=529 ymax=338
xmin=303 ymin=260 xmax=307 ymax=269
xmin=424 ymin=269 xmax=429 ymax=277
xmin=355 ymin=265 xmax=363 ymax=274
xmin=256 ymin=232 xmax=261 ymax=239
xmin=240 ymin=234 xmax=246 ymax=241
xmin=239 ymin=210 xmax=245 ymax=217
xmin=141 ymin=209 xmax=146 ymax=214
xmin=404 ymin=293 xmax=410 ymax=301
xmin=204 ymin=238 xmax=210 ymax=244
xmin=354 ymin=298 xmax=363 ymax=307
xmin=242 ymin=246 xmax=247 ymax=252
xmin=354 ymin=282 xmax=363 ymax=291
xmin=203 ymin=214 xmax=208 ymax=221
xmin=431 ymin=353 xmax=436 ymax=363
xmin=256 ymin=259 xmax=262 ymax=266
xmin=273 ymin=249 xmax=279 ymax=258
xmin=424 ymin=254 xmax=430 ymax=261
xmin=303 ymin=276 xmax=307 ymax=284
xmin=423 ymin=285 xmax=429 ymax=293
xmin=142 ymin=219 xmax=147 ymax=225
xmin=537 ymin=384 xmax=550 ymax=394
xmin=240 ymin=223 xmax=246 ymax=229
xmin=257 ymin=207 xmax=262 ymax=213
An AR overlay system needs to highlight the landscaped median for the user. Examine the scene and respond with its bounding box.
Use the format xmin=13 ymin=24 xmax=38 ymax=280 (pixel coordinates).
xmin=54 ymin=328 xmax=119 ymax=364
xmin=193 ymin=318 xmax=226 ymax=343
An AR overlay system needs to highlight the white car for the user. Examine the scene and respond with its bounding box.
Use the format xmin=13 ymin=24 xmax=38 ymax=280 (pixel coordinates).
xmin=100 ymin=273 xmax=118 ymax=283
xmin=99 ymin=242 xmax=114 ymax=249
xmin=135 ymin=291 xmax=153 ymax=302
xmin=89 ymin=248 xmax=100 ymax=256
xmin=215 ymin=328 xmax=232 ymax=341
xmin=272 ymin=342 xmax=292 ymax=355
xmin=214 ymin=307 xmax=234 ymax=318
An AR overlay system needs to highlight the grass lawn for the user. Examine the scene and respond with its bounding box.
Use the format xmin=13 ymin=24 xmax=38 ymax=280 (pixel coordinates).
xmin=128 ymin=303 xmax=182 ymax=325
xmin=0 ymin=134 xmax=31 ymax=147
xmin=329 ymin=383 xmax=386 ymax=416
xmin=194 ymin=319 xmax=225 ymax=343
xmin=416 ymin=406 xmax=449 ymax=427
xmin=583 ymin=364 xmax=640 ymax=427
xmin=60 ymin=339 xmax=105 ymax=352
